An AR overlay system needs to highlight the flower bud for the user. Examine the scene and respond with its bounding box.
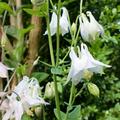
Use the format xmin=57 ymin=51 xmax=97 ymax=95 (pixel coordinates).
xmin=44 ymin=82 xmax=55 ymax=99
xmin=71 ymin=22 xmax=76 ymax=34
xmin=87 ymin=83 xmax=100 ymax=97
xmin=57 ymin=82 xmax=63 ymax=94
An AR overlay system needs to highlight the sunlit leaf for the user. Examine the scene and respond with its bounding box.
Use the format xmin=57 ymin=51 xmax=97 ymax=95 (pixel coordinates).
xmin=23 ymin=3 xmax=47 ymax=17
xmin=0 ymin=2 xmax=13 ymax=14
xmin=31 ymin=72 xmax=49 ymax=82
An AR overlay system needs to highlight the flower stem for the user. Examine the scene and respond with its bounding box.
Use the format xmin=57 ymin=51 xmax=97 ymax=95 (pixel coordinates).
xmin=80 ymin=0 xmax=83 ymax=15
xmin=46 ymin=0 xmax=55 ymax=66
xmin=72 ymin=83 xmax=85 ymax=104
xmin=46 ymin=0 xmax=61 ymax=120
xmin=65 ymin=83 xmax=75 ymax=120
xmin=56 ymin=0 xmax=61 ymax=66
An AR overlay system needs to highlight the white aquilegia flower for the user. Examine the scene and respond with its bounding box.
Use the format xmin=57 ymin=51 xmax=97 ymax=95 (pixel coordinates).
xmin=44 ymin=7 xmax=70 ymax=36
xmin=1 ymin=76 xmax=48 ymax=120
xmin=79 ymin=11 xmax=104 ymax=42
xmin=67 ymin=43 xmax=111 ymax=85
xmin=12 ymin=76 xmax=48 ymax=109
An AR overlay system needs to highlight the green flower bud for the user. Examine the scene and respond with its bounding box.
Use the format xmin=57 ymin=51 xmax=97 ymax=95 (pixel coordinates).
xmin=57 ymin=82 xmax=63 ymax=94
xmin=44 ymin=82 xmax=55 ymax=99
xmin=87 ymin=83 xmax=100 ymax=97
xmin=71 ymin=22 xmax=76 ymax=34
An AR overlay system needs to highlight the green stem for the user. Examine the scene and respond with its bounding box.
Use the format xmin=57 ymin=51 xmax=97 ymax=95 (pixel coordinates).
xmin=65 ymin=83 xmax=75 ymax=120
xmin=74 ymin=25 xmax=80 ymax=46
xmin=56 ymin=0 xmax=61 ymax=66
xmin=72 ymin=84 xmax=85 ymax=105
xmin=49 ymin=0 xmax=54 ymax=9
xmin=80 ymin=0 xmax=83 ymax=15
xmin=46 ymin=1 xmax=61 ymax=120
xmin=46 ymin=0 xmax=55 ymax=66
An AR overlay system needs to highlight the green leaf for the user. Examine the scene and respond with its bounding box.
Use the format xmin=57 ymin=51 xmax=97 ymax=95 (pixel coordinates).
xmin=4 ymin=26 xmax=19 ymax=39
xmin=4 ymin=25 xmax=34 ymax=40
xmin=68 ymin=105 xmax=81 ymax=120
xmin=51 ymin=67 xmax=63 ymax=75
xmin=23 ymin=3 xmax=47 ymax=17
xmin=54 ymin=109 xmax=66 ymax=120
xmin=54 ymin=106 xmax=81 ymax=120
xmin=0 ymin=2 xmax=13 ymax=14
xmin=31 ymin=72 xmax=49 ymax=82
xmin=16 ymin=64 xmax=27 ymax=78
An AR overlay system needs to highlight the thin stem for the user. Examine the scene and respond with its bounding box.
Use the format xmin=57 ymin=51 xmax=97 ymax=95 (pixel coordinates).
xmin=39 ymin=60 xmax=53 ymax=67
xmin=72 ymin=84 xmax=85 ymax=104
xmin=56 ymin=0 xmax=61 ymax=66
xmin=4 ymin=70 xmax=16 ymax=92
xmin=46 ymin=0 xmax=55 ymax=66
xmin=74 ymin=25 xmax=80 ymax=46
xmin=2 ymin=11 xmax=8 ymax=26
xmin=49 ymin=0 xmax=54 ymax=9
xmin=46 ymin=0 xmax=61 ymax=120
xmin=80 ymin=0 xmax=83 ymax=15
xmin=65 ymin=83 xmax=75 ymax=120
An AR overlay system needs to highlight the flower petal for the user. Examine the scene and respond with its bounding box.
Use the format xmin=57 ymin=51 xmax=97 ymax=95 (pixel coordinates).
xmin=79 ymin=13 xmax=90 ymax=41
xmin=81 ymin=43 xmax=111 ymax=73
xmin=60 ymin=7 xmax=70 ymax=36
xmin=86 ymin=11 xmax=104 ymax=39
xmin=44 ymin=11 xmax=57 ymax=36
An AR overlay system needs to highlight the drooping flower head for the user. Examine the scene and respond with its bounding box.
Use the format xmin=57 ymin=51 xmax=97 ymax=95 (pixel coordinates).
xmin=79 ymin=11 xmax=104 ymax=42
xmin=67 ymin=43 xmax=111 ymax=85
xmin=44 ymin=6 xmax=70 ymax=36
xmin=1 ymin=76 xmax=48 ymax=120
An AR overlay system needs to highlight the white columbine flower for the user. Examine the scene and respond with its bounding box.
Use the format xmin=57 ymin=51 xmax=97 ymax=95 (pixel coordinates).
xmin=44 ymin=7 xmax=70 ymax=36
xmin=79 ymin=11 xmax=104 ymax=42
xmin=13 ymin=76 xmax=48 ymax=109
xmin=67 ymin=43 xmax=111 ymax=85
xmin=2 ymin=76 xmax=48 ymax=120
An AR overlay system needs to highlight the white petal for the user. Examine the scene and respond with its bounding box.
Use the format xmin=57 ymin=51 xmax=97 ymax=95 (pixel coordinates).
xmin=0 ymin=62 xmax=8 ymax=78
xmin=86 ymin=11 xmax=104 ymax=39
xmin=44 ymin=12 xmax=57 ymax=36
xmin=81 ymin=43 xmax=111 ymax=73
xmin=79 ymin=13 xmax=90 ymax=41
xmin=14 ymin=101 xmax=24 ymax=120
xmin=67 ymin=47 xmax=87 ymax=85
xmin=60 ymin=7 xmax=70 ymax=36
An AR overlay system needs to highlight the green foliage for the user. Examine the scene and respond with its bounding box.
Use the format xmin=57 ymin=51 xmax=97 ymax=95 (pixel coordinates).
xmin=31 ymin=72 xmax=49 ymax=82
xmin=51 ymin=66 xmax=63 ymax=75
xmin=23 ymin=3 xmax=47 ymax=17
xmin=54 ymin=105 xmax=81 ymax=120
xmin=0 ymin=2 xmax=13 ymax=14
